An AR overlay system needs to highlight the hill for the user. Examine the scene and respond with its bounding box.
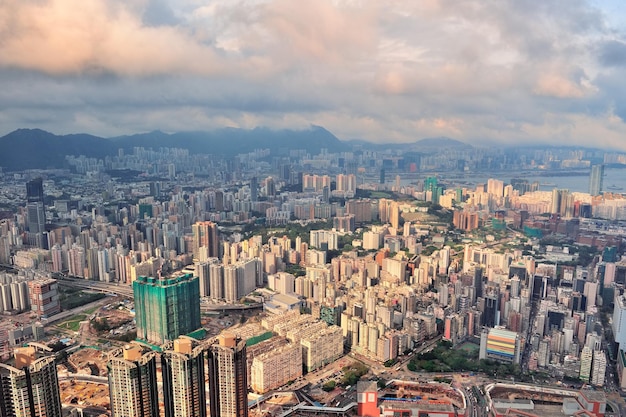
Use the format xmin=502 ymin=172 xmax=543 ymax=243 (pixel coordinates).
xmin=0 ymin=126 xmax=348 ymax=171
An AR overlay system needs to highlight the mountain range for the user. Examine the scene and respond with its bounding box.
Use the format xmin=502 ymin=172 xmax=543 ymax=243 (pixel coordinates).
xmin=0 ymin=127 xmax=476 ymax=171
xmin=0 ymin=126 xmax=350 ymax=171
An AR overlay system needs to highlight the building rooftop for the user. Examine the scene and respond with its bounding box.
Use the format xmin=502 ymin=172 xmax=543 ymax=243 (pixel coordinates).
xmin=357 ymin=380 xmax=378 ymax=392
xmin=578 ymin=389 xmax=606 ymax=402
xmin=379 ymin=399 xmax=455 ymax=412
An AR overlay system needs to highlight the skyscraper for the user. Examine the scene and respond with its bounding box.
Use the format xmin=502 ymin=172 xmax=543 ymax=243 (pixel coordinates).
xmin=0 ymin=346 xmax=62 ymax=417
xmin=133 ymin=273 xmax=201 ymax=345
xmin=250 ymin=177 xmax=258 ymax=202
xmin=26 ymin=202 xmax=45 ymax=233
xmin=107 ymin=345 xmax=159 ymax=417
xmin=162 ymin=338 xmax=207 ymax=417
xmin=192 ymin=221 xmax=219 ymax=260
xmin=26 ymin=178 xmax=44 ymax=203
xmin=207 ymin=333 xmax=248 ymax=417
xmin=589 ymin=164 xmax=604 ymax=196
xmin=25 ymin=178 xmax=46 ymax=248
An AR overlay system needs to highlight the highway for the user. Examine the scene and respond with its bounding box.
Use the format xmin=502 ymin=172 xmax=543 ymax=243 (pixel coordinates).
xmin=54 ymin=274 xmax=264 ymax=311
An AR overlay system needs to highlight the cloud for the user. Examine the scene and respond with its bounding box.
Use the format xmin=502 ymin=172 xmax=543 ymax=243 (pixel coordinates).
xmin=533 ymin=73 xmax=589 ymax=99
xmin=0 ymin=0 xmax=226 ymax=76
xmin=1 ymin=0 xmax=626 ymax=150
xmin=599 ymin=40 xmax=626 ymax=67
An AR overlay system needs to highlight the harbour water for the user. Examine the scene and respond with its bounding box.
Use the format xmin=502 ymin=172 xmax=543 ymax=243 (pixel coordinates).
xmin=399 ymin=167 xmax=626 ymax=194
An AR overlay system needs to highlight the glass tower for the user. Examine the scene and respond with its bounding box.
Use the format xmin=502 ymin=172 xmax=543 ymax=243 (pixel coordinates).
xmin=589 ymin=164 xmax=604 ymax=196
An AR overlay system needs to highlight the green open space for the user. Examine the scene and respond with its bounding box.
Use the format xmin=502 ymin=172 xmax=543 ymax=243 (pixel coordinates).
xmin=408 ymin=340 xmax=521 ymax=378
xmin=57 ymin=314 xmax=87 ymax=332
xmin=456 ymin=342 xmax=479 ymax=353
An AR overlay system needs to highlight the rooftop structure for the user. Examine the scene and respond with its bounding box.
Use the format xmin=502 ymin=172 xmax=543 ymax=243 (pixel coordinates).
xmin=0 ymin=346 xmax=62 ymax=417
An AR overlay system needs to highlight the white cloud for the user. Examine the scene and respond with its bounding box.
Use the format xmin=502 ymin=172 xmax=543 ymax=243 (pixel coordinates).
xmin=0 ymin=0 xmax=626 ymax=149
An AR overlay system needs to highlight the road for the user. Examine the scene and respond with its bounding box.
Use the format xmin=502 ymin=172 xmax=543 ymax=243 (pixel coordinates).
xmin=55 ymin=274 xmax=263 ymax=311
xmin=43 ymin=295 xmax=113 ymax=326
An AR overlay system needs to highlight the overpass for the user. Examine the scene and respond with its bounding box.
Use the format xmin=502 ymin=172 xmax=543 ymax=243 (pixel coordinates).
xmin=56 ymin=275 xmax=264 ymax=311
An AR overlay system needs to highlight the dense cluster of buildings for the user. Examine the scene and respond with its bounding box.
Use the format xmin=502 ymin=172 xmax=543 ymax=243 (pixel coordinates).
xmin=0 ymin=143 xmax=626 ymax=416
xmin=0 ymin=335 xmax=249 ymax=417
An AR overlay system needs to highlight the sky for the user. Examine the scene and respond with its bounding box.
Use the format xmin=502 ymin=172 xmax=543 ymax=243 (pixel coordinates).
xmin=2 ymin=0 xmax=626 ymax=150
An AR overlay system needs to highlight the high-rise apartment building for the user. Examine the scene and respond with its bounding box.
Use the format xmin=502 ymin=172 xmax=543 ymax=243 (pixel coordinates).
xmin=133 ymin=273 xmax=201 ymax=345
xmin=192 ymin=221 xmax=219 ymax=260
xmin=300 ymin=325 xmax=344 ymax=372
xmin=612 ymin=293 xmax=626 ymax=351
xmin=27 ymin=278 xmax=60 ymax=318
xmin=0 ymin=346 xmax=62 ymax=417
xmin=589 ymin=164 xmax=604 ymax=196
xmin=591 ymin=349 xmax=607 ymax=386
xmin=335 ymin=173 xmax=356 ymax=196
xmin=487 ymin=178 xmax=505 ymax=197
xmin=346 ymin=199 xmax=373 ymax=223
xmin=207 ymin=333 xmax=248 ymax=417
xmin=162 ymin=338 xmax=207 ymax=417
xmin=580 ymin=345 xmax=592 ymax=381
xmin=250 ymin=343 xmax=302 ymax=394
xmin=107 ymin=345 xmax=159 ymax=417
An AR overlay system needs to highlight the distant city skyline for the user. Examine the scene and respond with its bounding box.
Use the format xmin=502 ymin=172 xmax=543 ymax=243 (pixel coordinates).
xmin=1 ymin=1 xmax=626 ymax=150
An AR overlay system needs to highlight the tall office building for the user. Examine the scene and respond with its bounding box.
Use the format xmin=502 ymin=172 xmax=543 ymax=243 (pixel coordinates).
xmin=133 ymin=273 xmax=201 ymax=345
xmin=192 ymin=221 xmax=219 ymax=260
xmin=26 ymin=202 xmax=45 ymax=232
xmin=107 ymin=345 xmax=159 ymax=417
xmin=26 ymin=178 xmax=44 ymax=203
xmin=250 ymin=177 xmax=258 ymax=202
xmin=162 ymin=338 xmax=207 ymax=417
xmin=25 ymin=178 xmax=46 ymax=249
xmin=589 ymin=164 xmax=604 ymax=196
xmin=0 ymin=346 xmax=62 ymax=417
xmin=207 ymin=333 xmax=248 ymax=417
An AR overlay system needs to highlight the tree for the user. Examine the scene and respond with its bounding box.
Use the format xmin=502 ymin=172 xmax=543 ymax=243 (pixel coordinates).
xmin=48 ymin=341 xmax=67 ymax=352
xmin=91 ymin=317 xmax=110 ymax=332
xmin=322 ymin=380 xmax=336 ymax=392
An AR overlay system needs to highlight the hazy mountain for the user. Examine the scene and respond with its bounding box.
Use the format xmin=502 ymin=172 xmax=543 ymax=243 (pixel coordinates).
xmin=346 ymin=136 xmax=471 ymax=152
xmin=0 ymin=128 xmax=112 ymax=171
xmin=0 ymin=126 xmax=348 ymax=171
xmin=413 ymin=137 xmax=472 ymax=149
xmin=110 ymin=125 xmax=348 ymax=156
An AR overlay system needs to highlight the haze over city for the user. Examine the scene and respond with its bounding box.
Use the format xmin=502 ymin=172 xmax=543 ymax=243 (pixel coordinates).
xmin=4 ymin=2 xmax=626 ymax=417
xmin=2 ymin=0 xmax=626 ymax=149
